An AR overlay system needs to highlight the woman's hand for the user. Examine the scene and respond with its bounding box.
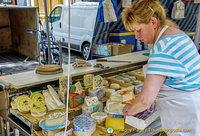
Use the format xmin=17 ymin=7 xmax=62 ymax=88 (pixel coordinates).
xmin=122 ymin=74 xmax=166 ymax=117
xmin=123 ymin=104 xmax=136 ymax=116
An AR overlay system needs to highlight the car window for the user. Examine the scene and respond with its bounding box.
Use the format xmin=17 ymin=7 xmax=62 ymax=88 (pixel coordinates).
xmin=49 ymin=7 xmax=62 ymax=22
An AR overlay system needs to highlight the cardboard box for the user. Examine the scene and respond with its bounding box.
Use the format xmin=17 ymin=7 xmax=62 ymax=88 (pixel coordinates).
xmin=69 ymin=90 xmax=86 ymax=108
xmin=0 ymin=91 xmax=8 ymax=111
xmin=111 ymin=43 xmax=133 ymax=55
xmin=125 ymin=110 xmax=159 ymax=129
xmin=109 ymin=30 xmax=135 ymax=46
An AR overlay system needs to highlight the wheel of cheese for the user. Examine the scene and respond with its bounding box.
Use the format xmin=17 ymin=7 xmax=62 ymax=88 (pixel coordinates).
xmin=103 ymin=80 xmax=109 ymax=87
xmin=110 ymin=83 xmax=120 ymax=90
xmin=45 ymin=112 xmax=66 ymax=127
xmin=31 ymin=106 xmax=47 ymax=117
xmin=36 ymin=64 xmax=61 ymax=72
xmin=30 ymin=92 xmax=46 ymax=106
xmin=11 ymin=101 xmax=17 ymax=109
xmin=15 ymin=95 xmax=33 ymax=113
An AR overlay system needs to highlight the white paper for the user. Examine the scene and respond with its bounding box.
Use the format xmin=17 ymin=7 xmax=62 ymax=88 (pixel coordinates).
xmin=103 ymin=0 xmax=117 ymax=22
xmin=194 ymin=0 xmax=200 ymax=3
xmin=122 ymin=0 xmax=132 ymax=8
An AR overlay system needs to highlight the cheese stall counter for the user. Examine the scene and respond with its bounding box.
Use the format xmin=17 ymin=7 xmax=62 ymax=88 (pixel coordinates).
xmin=0 ymin=50 xmax=163 ymax=136
xmin=0 ymin=50 xmax=149 ymax=89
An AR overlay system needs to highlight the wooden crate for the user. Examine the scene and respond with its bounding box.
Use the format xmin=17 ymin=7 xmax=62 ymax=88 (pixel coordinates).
xmin=0 ymin=7 xmax=38 ymax=59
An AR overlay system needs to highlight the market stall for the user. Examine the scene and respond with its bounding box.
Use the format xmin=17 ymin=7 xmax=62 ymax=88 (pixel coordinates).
xmin=0 ymin=51 xmax=164 ymax=136
xmin=0 ymin=0 xmax=200 ymax=135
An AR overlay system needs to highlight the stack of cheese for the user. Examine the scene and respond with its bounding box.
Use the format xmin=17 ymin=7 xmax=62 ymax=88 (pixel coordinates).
xmin=82 ymin=96 xmax=103 ymax=115
xmin=126 ymin=69 xmax=145 ymax=81
xmin=106 ymin=86 xmax=135 ymax=114
xmin=30 ymin=92 xmax=47 ymax=117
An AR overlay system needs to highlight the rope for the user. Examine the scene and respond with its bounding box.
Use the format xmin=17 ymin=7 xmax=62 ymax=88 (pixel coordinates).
xmin=64 ymin=0 xmax=71 ymax=135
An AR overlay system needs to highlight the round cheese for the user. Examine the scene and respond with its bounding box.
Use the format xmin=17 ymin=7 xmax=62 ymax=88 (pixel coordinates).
xmin=31 ymin=106 xmax=47 ymax=117
xmin=11 ymin=101 xmax=17 ymax=109
xmin=30 ymin=92 xmax=46 ymax=106
xmin=36 ymin=64 xmax=61 ymax=72
xmin=15 ymin=95 xmax=33 ymax=113
xmin=110 ymin=83 xmax=120 ymax=90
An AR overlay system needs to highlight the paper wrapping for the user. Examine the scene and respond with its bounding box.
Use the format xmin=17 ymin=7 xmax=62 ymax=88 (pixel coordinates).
xmin=88 ymin=86 xmax=105 ymax=100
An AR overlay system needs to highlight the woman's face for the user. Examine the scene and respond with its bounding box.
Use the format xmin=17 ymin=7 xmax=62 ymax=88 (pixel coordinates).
xmin=130 ymin=20 xmax=156 ymax=44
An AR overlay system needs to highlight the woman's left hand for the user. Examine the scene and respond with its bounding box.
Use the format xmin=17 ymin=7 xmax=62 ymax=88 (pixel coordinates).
xmin=123 ymin=104 xmax=135 ymax=116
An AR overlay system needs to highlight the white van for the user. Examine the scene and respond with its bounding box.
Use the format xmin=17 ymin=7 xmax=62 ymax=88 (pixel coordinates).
xmin=44 ymin=2 xmax=98 ymax=59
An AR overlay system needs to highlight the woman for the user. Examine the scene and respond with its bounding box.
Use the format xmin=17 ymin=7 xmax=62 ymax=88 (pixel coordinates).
xmin=122 ymin=0 xmax=200 ymax=135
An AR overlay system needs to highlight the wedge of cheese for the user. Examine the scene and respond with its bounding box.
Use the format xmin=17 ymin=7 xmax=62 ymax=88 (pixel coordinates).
xmin=106 ymin=100 xmax=124 ymax=113
xmin=106 ymin=117 xmax=124 ymax=131
xmin=45 ymin=112 xmax=66 ymax=127
xmin=47 ymin=85 xmax=65 ymax=108
xmin=110 ymin=90 xmax=134 ymax=102
xmin=43 ymin=90 xmax=59 ymax=111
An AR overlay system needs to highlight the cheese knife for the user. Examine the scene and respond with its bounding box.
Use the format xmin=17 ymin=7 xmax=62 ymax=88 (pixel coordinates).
xmin=96 ymin=59 xmax=132 ymax=63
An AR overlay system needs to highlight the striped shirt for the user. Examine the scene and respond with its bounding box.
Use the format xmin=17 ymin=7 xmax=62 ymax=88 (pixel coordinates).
xmin=147 ymin=33 xmax=200 ymax=91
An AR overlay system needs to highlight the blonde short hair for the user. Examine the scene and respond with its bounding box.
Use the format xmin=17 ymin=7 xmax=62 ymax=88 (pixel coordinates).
xmin=121 ymin=0 xmax=178 ymax=31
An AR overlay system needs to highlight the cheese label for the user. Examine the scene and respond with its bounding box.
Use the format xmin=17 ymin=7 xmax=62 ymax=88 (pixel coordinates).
xmin=84 ymin=74 xmax=94 ymax=87
xmin=74 ymin=81 xmax=83 ymax=94
xmin=93 ymin=75 xmax=104 ymax=89
xmin=59 ymin=76 xmax=72 ymax=92
xmin=85 ymin=96 xmax=99 ymax=107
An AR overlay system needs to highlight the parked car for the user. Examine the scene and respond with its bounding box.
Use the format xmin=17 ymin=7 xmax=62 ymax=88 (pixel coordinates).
xmin=43 ymin=2 xmax=98 ymax=60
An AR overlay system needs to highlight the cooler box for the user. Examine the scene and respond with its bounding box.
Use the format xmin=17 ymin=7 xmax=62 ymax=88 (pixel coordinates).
xmin=92 ymin=44 xmax=112 ymax=57
xmin=109 ymin=30 xmax=136 ymax=47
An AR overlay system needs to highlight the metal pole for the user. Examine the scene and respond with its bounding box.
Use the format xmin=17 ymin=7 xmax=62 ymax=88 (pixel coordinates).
xmin=59 ymin=41 xmax=63 ymax=65
xmin=0 ymin=117 xmax=5 ymax=136
xmin=43 ymin=0 xmax=51 ymax=64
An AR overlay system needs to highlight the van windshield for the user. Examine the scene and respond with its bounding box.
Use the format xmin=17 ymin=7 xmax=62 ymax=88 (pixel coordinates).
xmin=49 ymin=7 xmax=62 ymax=22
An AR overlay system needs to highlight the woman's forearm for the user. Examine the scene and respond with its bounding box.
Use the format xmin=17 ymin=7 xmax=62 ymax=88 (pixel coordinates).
xmin=123 ymin=74 xmax=166 ymax=116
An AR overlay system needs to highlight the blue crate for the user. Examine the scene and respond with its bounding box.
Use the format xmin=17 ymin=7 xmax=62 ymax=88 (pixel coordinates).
xmin=109 ymin=30 xmax=136 ymax=47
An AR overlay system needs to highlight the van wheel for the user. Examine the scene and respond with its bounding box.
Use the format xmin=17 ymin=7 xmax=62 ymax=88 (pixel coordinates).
xmin=82 ymin=43 xmax=90 ymax=60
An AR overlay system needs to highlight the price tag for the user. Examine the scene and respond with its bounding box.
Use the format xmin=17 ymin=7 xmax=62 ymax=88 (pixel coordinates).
xmin=93 ymin=75 xmax=104 ymax=89
xmin=85 ymin=96 xmax=99 ymax=107
xmin=74 ymin=81 xmax=83 ymax=94
xmin=84 ymin=74 xmax=94 ymax=87
xmin=59 ymin=76 xmax=71 ymax=92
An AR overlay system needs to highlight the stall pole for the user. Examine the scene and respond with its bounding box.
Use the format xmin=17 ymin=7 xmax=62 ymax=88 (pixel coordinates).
xmin=43 ymin=0 xmax=51 ymax=64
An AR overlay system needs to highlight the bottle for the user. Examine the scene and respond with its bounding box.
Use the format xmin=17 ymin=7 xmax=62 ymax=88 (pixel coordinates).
xmin=137 ymin=40 xmax=142 ymax=50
